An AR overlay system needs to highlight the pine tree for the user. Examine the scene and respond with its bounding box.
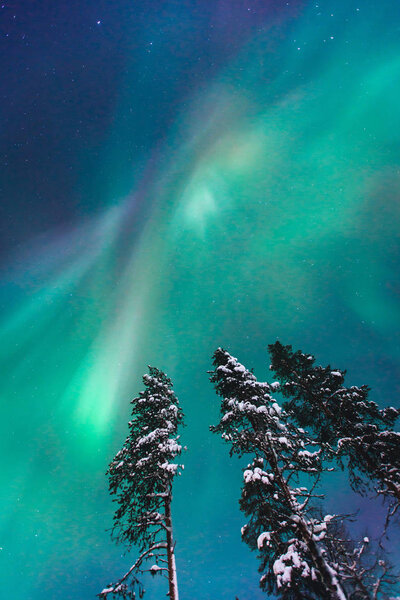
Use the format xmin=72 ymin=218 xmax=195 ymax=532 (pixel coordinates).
xmin=210 ymin=348 xmax=348 ymax=600
xmin=99 ymin=367 xmax=184 ymax=600
xmin=268 ymin=342 xmax=400 ymax=506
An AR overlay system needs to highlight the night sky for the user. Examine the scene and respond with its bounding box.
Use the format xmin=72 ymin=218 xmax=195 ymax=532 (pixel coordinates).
xmin=1 ymin=1 xmax=400 ymax=599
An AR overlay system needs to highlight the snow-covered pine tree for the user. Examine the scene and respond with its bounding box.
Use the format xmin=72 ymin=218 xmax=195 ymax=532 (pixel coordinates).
xmin=210 ymin=348 xmax=348 ymax=600
xmin=99 ymin=367 xmax=184 ymax=600
xmin=268 ymin=342 xmax=400 ymax=505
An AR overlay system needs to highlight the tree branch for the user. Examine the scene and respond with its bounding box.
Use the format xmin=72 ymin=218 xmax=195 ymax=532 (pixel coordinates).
xmin=98 ymin=543 xmax=168 ymax=598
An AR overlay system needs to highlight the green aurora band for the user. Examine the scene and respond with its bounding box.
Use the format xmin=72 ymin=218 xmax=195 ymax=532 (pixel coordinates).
xmin=1 ymin=2 xmax=400 ymax=599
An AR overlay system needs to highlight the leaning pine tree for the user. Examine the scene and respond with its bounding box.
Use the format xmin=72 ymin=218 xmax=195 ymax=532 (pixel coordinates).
xmin=210 ymin=348 xmax=349 ymax=600
xmin=268 ymin=342 xmax=400 ymax=510
xmin=99 ymin=367 xmax=184 ymax=600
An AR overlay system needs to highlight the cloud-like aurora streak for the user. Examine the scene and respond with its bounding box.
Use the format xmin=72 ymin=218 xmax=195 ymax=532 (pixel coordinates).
xmin=1 ymin=3 xmax=400 ymax=599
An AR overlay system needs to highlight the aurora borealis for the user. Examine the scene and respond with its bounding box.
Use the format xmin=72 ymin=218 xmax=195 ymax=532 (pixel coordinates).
xmin=1 ymin=1 xmax=400 ymax=598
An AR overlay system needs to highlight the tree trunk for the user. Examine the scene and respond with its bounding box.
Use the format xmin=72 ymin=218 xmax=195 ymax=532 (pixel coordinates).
xmin=296 ymin=517 xmax=347 ymax=600
xmin=264 ymin=434 xmax=348 ymax=600
xmin=165 ymin=497 xmax=179 ymax=600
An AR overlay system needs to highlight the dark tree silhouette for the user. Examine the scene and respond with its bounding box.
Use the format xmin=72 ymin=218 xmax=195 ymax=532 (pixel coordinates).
xmin=268 ymin=342 xmax=400 ymax=507
xmin=99 ymin=367 xmax=184 ymax=600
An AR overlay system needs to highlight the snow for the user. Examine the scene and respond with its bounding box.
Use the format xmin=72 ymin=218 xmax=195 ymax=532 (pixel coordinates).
xmin=170 ymin=539 xmax=180 ymax=600
xmin=271 ymin=402 xmax=282 ymax=416
xmin=137 ymin=428 xmax=165 ymax=447
xmin=217 ymin=365 xmax=232 ymax=375
xmin=150 ymin=564 xmax=162 ymax=572
xmin=221 ymin=411 xmax=233 ymax=421
xmin=273 ymin=543 xmax=313 ymax=589
xmin=312 ymin=521 xmax=327 ymax=541
xmin=325 ymin=564 xmax=347 ymax=600
xmin=160 ymin=462 xmax=178 ymax=474
xmin=257 ymin=531 xmax=271 ymax=549
xmin=278 ymin=436 xmax=288 ymax=444
xmin=243 ymin=469 xmax=254 ymax=483
xmin=243 ymin=466 xmax=274 ymax=486
xmin=298 ymin=450 xmax=318 ymax=458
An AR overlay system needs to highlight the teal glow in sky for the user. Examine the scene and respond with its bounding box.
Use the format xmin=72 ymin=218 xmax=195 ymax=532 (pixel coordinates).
xmin=1 ymin=1 xmax=400 ymax=599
